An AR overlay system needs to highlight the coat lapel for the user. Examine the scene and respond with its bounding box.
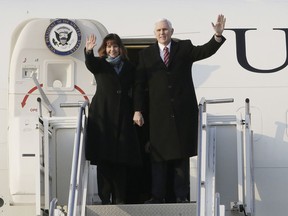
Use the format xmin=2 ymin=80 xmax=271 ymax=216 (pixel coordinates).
xmin=151 ymin=42 xmax=163 ymax=64
xmin=169 ymin=40 xmax=179 ymax=66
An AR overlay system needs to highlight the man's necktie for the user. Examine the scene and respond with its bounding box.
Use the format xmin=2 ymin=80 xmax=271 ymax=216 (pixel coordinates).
xmin=163 ymin=47 xmax=169 ymax=67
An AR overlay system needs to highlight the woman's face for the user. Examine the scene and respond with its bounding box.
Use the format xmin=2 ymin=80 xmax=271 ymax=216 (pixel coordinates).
xmin=106 ymin=40 xmax=120 ymax=58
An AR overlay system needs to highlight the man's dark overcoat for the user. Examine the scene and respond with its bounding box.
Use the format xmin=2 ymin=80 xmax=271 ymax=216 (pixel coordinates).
xmin=134 ymin=36 xmax=226 ymax=162
xmin=84 ymin=50 xmax=141 ymax=166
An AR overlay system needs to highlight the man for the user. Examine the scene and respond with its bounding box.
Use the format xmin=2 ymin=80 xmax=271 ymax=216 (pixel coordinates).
xmin=133 ymin=15 xmax=226 ymax=203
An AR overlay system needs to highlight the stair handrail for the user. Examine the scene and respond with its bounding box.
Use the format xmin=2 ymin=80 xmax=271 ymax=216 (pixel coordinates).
xmin=67 ymin=100 xmax=89 ymax=216
xmin=32 ymin=72 xmax=55 ymax=116
xmin=48 ymin=198 xmax=58 ymax=216
xmin=243 ymin=98 xmax=255 ymax=215
xmin=197 ymin=97 xmax=234 ymax=216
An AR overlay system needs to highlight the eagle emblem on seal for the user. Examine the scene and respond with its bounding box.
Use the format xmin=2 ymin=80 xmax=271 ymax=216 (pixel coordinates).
xmin=45 ymin=19 xmax=81 ymax=56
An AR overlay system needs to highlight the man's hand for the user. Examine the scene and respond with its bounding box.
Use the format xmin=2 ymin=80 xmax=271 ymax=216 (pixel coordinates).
xmin=212 ymin=14 xmax=226 ymax=36
xmin=133 ymin=111 xmax=144 ymax=127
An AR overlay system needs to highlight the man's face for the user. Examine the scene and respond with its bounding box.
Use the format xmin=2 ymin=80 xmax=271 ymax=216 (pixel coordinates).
xmin=154 ymin=21 xmax=174 ymax=46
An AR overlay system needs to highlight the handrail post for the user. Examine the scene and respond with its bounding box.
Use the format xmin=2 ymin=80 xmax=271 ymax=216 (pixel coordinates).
xmin=197 ymin=99 xmax=205 ymax=216
xmin=243 ymin=98 xmax=254 ymax=215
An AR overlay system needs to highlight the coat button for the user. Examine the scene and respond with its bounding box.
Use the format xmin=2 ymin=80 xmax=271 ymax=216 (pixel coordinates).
xmin=116 ymin=90 xmax=122 ymax=94
xmin=168 ymin=85 xmax=172 ymax=89
xmin=170 ymin=114 xmax=175 ymax=118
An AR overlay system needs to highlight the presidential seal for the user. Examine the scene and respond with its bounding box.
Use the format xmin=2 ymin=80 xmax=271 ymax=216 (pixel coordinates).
xmin=45 ymin=19 xmax=81 ymax=56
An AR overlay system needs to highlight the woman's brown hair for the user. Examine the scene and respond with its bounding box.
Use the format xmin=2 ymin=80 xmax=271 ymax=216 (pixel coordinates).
xmin=98 ymin=33 xmax=128 ymax=60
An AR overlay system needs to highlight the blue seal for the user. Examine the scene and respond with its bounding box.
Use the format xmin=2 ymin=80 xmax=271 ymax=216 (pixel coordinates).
xmin=45 ymin=19 xmax=81 ymax=56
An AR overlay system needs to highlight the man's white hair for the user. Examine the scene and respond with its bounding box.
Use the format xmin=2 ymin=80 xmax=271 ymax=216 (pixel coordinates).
xmin=154 ymin=18 xmax=173 ymax=30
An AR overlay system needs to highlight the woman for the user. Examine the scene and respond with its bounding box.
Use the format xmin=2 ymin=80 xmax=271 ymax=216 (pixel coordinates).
xmin=84 ymin=33 xmax=141 ymax=204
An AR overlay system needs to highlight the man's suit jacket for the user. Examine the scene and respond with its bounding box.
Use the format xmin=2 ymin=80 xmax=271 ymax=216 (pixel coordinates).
xmin=134 ymin=36 xmax=226 ymax=162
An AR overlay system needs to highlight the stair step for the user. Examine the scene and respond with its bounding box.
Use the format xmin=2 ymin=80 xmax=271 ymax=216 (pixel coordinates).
xmin=86 ymin=203 xmax=197 ymax=216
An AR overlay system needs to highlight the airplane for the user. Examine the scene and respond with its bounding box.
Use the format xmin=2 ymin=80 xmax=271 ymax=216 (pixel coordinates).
xmin=0 ymin=0 xmax=288 ymax=215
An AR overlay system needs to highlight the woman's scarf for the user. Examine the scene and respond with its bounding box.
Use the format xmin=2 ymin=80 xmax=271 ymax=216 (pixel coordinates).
xmin=106 ymin=55 xmax=123 ymax=74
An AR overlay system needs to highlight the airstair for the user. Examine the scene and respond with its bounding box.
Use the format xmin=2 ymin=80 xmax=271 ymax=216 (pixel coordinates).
xmin=39 ymin=97 xmax=254 ymax=216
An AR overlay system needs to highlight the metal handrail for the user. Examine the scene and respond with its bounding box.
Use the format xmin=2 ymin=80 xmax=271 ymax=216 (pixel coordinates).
xmin=199 ymin=98 xmax=234 ymax=113
xmin=197 ymin=97 xmax=234 ymax=216
xmin=48 ymin=198 xmax=58 ymax=216
xmin=243 ymin=98 xmax=254 ymax=215
xmin=67 ymin=100 xmax=89 ymax=216
xmin=197 ymin=99 xmax=205 ymax=216
xmin=32 ymin=73 xmax=55 ymax=116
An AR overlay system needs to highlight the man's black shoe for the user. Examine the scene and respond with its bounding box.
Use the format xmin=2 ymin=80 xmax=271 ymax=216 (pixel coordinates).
xmin=144 ymin=197 xmax=165 ymax=204
xmin=176 ymin=197 xmax=189 ymax=203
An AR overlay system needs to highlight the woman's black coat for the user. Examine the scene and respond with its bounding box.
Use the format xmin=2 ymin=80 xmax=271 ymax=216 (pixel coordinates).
xmin=84 ymin=49 xmax=141 ymax=166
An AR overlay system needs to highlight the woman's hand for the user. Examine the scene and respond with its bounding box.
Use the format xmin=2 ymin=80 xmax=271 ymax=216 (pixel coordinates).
xmin=86 ymin=34 xmax=97 ymax=52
